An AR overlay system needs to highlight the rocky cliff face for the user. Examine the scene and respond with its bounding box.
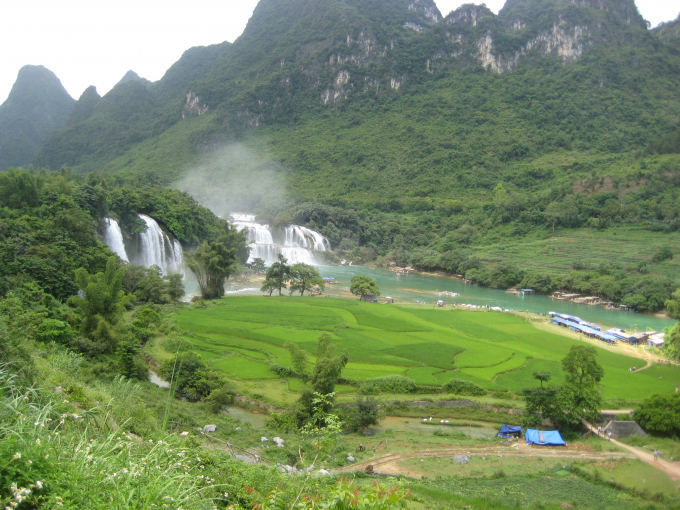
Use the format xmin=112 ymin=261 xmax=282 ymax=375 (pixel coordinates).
xmin=210 ymin=0 xmax=653 ymax=133
xmin=33 ymin=0 xmax=673 ymax=173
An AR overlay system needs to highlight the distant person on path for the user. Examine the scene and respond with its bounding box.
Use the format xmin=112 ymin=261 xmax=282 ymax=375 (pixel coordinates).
xmin=608 ymin=432 xmax=612 ymax=441
xmin=654 ymin=450 xmax=659 ymax=461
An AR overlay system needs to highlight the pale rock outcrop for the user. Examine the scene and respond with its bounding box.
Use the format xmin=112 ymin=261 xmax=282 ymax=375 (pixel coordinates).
xmin=182 ymin=91 xmax=208 ymax=119
xmin=408 ymin=0 xmax=442 ymax=24
xmin=403 ymin=22 xmax=425 ymax=32
xmin=476 ymin=18 xmax=590 ymax=72
xmin=446 ymin=4 xmax=492 ymax=28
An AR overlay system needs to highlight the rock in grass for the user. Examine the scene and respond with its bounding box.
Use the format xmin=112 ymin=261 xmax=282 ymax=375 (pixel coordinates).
xmin=453 ymin=455 xmax=470 ymax=464
xmin=347 ymin=455 xmax=355 ymax=462
xmin=204 ymin=425 xmax=216 ymax=433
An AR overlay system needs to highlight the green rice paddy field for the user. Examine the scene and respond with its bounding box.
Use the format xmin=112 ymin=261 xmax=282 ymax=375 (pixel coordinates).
xmin=173 ymin=297 xmax=680 ymax=402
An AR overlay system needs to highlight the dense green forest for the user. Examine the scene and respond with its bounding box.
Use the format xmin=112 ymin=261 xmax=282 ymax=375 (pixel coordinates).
xmin=2 ymin=165 xmax=680 ymax=508
xmin=3 ymin=0 xmax=680 ymax=507
xmin=0 ymin=66 xmax=74 ymax=171
xmin=17 ymin=0 xmax=679 ymax=313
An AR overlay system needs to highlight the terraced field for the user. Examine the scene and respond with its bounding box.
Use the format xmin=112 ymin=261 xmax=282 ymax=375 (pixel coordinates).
xmin=172 ymin=297 xmax=680 ymax=401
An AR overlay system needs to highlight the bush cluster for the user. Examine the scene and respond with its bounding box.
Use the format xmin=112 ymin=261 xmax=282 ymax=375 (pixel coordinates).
xmin=359 ymin=375 xmax=417 ymax=395
xmin=442 ymin=379 xmax=487 ymax=396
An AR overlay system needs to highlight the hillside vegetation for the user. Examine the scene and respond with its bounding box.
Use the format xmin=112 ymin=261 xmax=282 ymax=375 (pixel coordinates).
xmin=18 ymin=0 xmax=680 ymax=311
xmin=2 ymin=163 xmax=680 ymax=507
xmin=0 ymin=65 xmax=74 ymax=170
xmin=167 ymin=297 xmax=680 ymax=404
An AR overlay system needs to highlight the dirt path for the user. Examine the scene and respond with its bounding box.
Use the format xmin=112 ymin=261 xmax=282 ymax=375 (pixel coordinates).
xmin=581 ymin=420 xmax=680 ymax=482
xmin=332 ymin=442 xmax=633 ymax=478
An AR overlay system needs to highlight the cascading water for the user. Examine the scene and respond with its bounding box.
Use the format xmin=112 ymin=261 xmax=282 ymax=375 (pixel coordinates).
xmin=138 ymin=214 xmax=167 ymax=270
xmin=103 ymin=218 xmax=129 ymax=262
xmin=285 ymin=225 xmax=331 ymax=252
xmin=135 ymin=214 xmax=185 ymax=276
xmin=102 ymin=214 xmax=185 ymax=276
xmin=230 ymin=213 xmax=331 ymax=265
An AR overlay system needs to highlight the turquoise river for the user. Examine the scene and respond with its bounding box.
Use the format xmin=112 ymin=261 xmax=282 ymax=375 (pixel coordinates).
xmin=189 ymin=266 xmax=677 ymax=333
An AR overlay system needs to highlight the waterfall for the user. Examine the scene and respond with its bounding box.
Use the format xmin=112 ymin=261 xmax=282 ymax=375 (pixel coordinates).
xmin=231 ymin=215 xmax=274 ymax=245
xmin=230 ymin=213 xmax=331 ymax=265
xmin=285 ymin=225 xmax=330 ymax=251
xmin=138 ymin=214 xmax=166 ymax=270
xmin=134 ymin=214 xmax=185 ymax=276
xmin=103 ymin=218 xmax=129 ymax=262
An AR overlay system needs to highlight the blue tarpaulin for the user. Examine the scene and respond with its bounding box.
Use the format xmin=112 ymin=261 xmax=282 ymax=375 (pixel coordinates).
xmin=498 ymin=424 xmax=522 ymax=438
xmin=525 ymin=429 xmax=565 ymax=446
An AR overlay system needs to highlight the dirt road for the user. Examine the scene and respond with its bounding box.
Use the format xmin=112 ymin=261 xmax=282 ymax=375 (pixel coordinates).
xmin=581 ymin=421 xmax=680 ymax=482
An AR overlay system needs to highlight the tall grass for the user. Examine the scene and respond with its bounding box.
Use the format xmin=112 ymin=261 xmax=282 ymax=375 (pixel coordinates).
xmin=0 ymin=365 xmax=219 ymax=509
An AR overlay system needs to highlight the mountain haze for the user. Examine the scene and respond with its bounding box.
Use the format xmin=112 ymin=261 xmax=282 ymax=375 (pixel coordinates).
xmin=0 ymin=65 xmax=74 ymax=170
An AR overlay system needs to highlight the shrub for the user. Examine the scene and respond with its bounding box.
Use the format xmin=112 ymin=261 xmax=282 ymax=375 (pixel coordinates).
xmin=652 ymin=247 xmax=673 ymax=263
xmin=359 ymin=375 xmax=417 ymax=395
xmin=442 ymin=379 xmax=487 ymax=396
xmin=203 ymin=386 xmax=233 ymax=413
xmin=268 ymin=364 xmax=294 ymax=377
xmin=341 ymin=395 xmax=382 ymax=432
xmin=635 ymin=393 xmax=680 ymax=436
xmin=433 ymin=429 xmax=469 ymax=440
xmin=35 ymin=319 xmax=73 ymax=345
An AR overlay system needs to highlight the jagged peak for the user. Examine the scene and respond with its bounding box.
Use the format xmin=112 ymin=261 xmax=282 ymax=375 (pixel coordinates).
xmin=65 ymin=85 xmax=101 ymax=127
xmin=652 ymin=12 xmax=680 ymax=45
xmin=445 ymin=3 xmax=495 ymax=28
xmin=78 ymin=85 xmax=100 ymax=101
xmin=407 ymin=0 xmax=442 ymax=24
xmin=4 ymin=65 xmax=73 ymax=104
xmin=499 ymin=0 xmax=647 ymax=29
xmin=116 ymin=70 xmax=142 ymax=86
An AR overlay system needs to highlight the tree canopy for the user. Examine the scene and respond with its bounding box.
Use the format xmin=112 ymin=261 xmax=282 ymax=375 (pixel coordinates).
xmin=289 ymin=263 xmax=325 ymax=296
xmin=186 ymin=241 xmax=237 ymax=300
xmin=349 ymin=275 xmax=380 ymax=298
xmin=635 ymin=393 xmax=680 ymax=437
xmin=70 ymin=256 xmax=132 ymax=352
xmin=562 ymin=345 xmax=605 ymax=390
xmin=261 ymin=254 xmax=290 ymax=296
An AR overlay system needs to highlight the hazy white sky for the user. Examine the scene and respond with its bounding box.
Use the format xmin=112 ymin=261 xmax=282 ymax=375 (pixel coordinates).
xmin=2 ymin=0 xmax=677 ymax=104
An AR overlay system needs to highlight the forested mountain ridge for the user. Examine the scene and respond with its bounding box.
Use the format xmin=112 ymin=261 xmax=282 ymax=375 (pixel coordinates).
xmin=23 ymin=0 xmax=680 ymax=312
xmin=0 ymin=65 xmax=74 ymax=170
xmin=34 ymin=0 xmax=679 ymax=181
xmin=653 ymin=13 xmax=680 ymax=46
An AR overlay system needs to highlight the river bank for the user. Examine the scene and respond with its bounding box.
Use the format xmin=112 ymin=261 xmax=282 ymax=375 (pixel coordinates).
xmin=181 ymin=264 xmax=676 ymax=331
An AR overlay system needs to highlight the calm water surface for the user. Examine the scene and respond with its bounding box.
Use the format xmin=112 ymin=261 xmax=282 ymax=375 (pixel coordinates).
xmin=318 ymin=266 xmax=677 ymax=332
xmin=183 ymin=266 xmax=677 ymax=332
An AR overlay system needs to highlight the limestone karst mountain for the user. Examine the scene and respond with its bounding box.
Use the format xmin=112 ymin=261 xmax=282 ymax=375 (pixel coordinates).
xmin=30 ymin=0 xmax=680 ymax=207
xmin=0 ymin=65 xmax=74 ymax=170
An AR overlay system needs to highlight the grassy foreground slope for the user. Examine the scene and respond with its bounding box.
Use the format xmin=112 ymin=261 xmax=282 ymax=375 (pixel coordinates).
xmin=170 ymin=297 xmax=680 ymax=402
